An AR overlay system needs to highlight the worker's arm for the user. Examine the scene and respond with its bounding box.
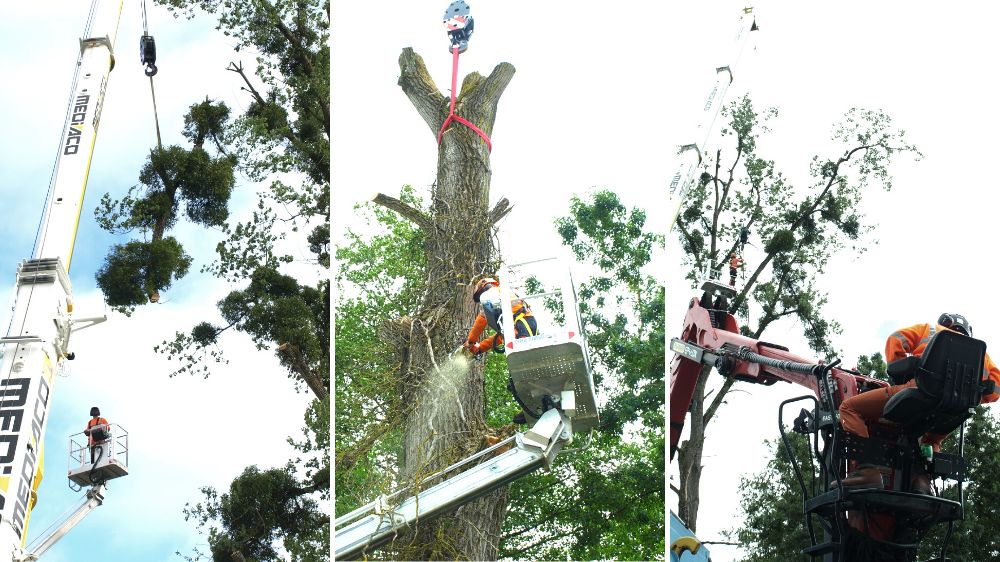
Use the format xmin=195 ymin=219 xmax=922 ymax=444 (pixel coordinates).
xmin=981 ymin=353 xmax=1000 ymax=403
xmin=467 ymin=313 xmax=487 ymax=345
xmin=474 ymin=334 xmax=500 ymax=355
xmin=884 ymin=324 xmax=927 ymax=363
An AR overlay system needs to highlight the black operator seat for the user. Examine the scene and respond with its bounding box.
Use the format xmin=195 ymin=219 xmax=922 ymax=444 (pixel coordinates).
xmin=882 ymin=330 xmax=989 ymax=436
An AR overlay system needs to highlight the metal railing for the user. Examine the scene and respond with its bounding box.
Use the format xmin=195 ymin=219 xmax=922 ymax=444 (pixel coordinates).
xmin=68 ymin=423 xmax=128 ymax=469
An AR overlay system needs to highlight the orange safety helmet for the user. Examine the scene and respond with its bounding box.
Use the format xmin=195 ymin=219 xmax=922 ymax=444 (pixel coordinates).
xmin=473 ymin=277 xmax=499 ymax=302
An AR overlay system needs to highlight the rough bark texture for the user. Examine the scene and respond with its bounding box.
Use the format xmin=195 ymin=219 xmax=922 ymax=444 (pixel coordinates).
xmin=374 ymin=47 xmax=515 ymax=561
xmin=677 ymin=364 xmax=712 ymax=533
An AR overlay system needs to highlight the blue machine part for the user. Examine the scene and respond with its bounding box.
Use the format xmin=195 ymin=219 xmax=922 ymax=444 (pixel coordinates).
xmin=670 ymin=511 xmax=711 ymax=562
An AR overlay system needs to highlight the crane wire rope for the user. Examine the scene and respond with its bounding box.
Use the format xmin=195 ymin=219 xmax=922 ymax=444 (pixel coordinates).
xmin=141 ymin=0 xmax=162 ymax=148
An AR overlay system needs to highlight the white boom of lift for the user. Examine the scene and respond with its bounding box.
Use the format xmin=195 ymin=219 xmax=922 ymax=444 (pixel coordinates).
xmin=666 ymin=8 xmax=758 ymax=232
xmin=334 ymin=257 xmax=598 ymax=560
xmin=0 ymin=1 xmax=131 ymax=559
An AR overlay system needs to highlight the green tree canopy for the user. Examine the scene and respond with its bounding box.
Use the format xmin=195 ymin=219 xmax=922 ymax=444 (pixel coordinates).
xmin=96 ymin=1 xmax=330 ymax=560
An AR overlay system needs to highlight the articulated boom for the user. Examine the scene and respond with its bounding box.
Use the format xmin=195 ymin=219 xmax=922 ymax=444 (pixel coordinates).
xmin=669 ymin=295 xmax=885 ymax=457
xmin=670 ymin=293 xmax=988 ymax=561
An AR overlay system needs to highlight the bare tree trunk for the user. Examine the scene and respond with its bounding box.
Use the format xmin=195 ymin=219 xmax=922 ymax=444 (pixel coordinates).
xmin=374 ymin=47 xmax=515 ymax=561
xmin=677 ymin=364 xmax=712 ymax=532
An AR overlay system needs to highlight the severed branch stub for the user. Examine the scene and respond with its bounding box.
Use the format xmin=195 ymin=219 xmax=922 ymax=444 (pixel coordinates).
xmin=488 ymin=197 xmax=513 ymax=225
xmin=371 ymin=192 xmax=432 ymax=232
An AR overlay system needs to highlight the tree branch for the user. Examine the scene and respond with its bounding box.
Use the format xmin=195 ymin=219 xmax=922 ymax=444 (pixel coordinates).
xmin=703 ymin=375 xmax=736 ymax=427
xmin=501 ymin=504 xmax=576 ymax=541
xmin=398 ymin=48 xmax=515 ymax=143
xmin=398 ymin=48 xmax=448 ymax=137
xmin=371 ymin=192 xmax=432 ymax=232
xmin=706 ymin=144 xmax=882 ymax=425
xmin=487 ymin=197 xmax=513 ymax=225
xmin=277 ymin=342 xmax=328 ymax=400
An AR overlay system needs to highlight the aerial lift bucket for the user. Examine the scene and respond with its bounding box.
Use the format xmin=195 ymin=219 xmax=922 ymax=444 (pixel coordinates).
xmin=498 ymin=257 xmax=599 ymax=432
xmin=67 ymin=424 xmax=129 ymax=487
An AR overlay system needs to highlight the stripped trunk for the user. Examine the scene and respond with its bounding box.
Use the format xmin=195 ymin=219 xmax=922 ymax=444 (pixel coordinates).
xmin=374 ymin=48 xmax=514 ymax=561
xmin=677 ymin=365 xmax=712 ymax=532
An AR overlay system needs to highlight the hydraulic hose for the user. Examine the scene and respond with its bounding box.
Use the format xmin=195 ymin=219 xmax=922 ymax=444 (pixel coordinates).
xmin=88 ymin=445 xmax=105 ymax=485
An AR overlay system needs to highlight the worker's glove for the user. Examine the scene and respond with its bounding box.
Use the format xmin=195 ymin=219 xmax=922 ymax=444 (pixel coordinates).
xmin=468 ymin=342 xmax=483 ymax=356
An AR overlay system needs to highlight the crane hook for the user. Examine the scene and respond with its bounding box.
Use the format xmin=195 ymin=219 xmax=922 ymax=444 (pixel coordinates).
xmin=140 ymin=35 xmax=157 ymax=77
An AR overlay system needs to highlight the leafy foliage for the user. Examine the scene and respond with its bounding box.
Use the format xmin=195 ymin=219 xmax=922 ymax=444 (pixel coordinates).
xmin=728 ymin=434 xmax=814 ymax=562
xmin=183 ymin=464 xmax=328 ymax=562
xmin=855 ymin=351 xmax=888 ymax=382
xmin=334 ymin=187 xmax=426 ymax=515
xmin=97 ymin=1 xmax=331 ymax=560
xmin=95 ymin=99 xmax=234 ymax=313
xmin=95 ymin=237 xmax=191 ymax=312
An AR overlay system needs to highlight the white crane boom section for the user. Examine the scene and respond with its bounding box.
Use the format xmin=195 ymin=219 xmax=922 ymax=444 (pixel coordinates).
xmin=666 ymin=9 xmax=758 ymax=231
xmin=0 ymin=1 xmax=123 ymax=558
xmin=334 ymin=408 xmax=572 ymax=560
xmin=36 ymin=1 xmax=124 ymax=267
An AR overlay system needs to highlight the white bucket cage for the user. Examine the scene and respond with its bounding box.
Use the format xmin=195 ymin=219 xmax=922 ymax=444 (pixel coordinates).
xmin=67 ymin=424 xmax=128 ymax=487
xmin=497 ymin=257 xmax=599 ymax=433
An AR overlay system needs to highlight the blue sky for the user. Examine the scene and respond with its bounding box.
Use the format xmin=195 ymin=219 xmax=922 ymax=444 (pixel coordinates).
xmin=1 ymin=3 xmax=316 ymax=561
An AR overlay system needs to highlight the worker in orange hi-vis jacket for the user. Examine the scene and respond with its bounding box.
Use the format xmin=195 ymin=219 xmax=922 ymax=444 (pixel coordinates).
xmin=464 ymin=277 xmax=538 ymax=356
xmin=84 ymin=407 xmax=111 ymax=463
xmin=729 ymin=252 xmax=743 ymax=287
xmin=836 ymin=314 xmax=1000 ymax=493
xmin=464 ymin=277 xmax=539 ymax=426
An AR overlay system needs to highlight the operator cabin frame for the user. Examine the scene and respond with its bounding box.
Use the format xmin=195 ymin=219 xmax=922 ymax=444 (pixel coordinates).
xmin=670 ymin=283 xmax=990 ymax=562
xmin=334 ymin=256 xmax=600 ymax=560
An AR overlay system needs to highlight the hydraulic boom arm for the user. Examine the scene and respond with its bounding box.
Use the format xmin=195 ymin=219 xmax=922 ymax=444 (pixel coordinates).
xmin=334 ymin=408 xmax=572 ymax=560
xmin=666 ymin=9 xmax=758 ymax=231
xmin=668 ymin=296 xmax=887 ymax=458
xmin=17 ymin=484 xmax=106 ymax=561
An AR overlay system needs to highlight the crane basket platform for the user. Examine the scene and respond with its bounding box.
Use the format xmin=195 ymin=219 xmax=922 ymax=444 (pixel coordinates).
xmin=67 ymin=424 xmax=128 ymax=487
xmin=497 ymin=257 xmax=599 ymax=432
